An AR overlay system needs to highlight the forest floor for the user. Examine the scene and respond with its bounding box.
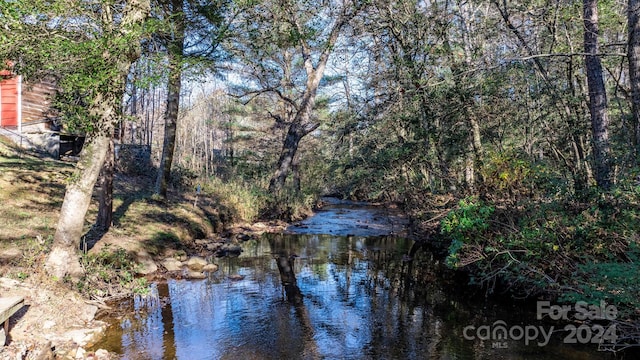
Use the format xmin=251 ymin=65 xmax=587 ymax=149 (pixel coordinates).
xmin=0 ymin=137 xmax=287 ymax=359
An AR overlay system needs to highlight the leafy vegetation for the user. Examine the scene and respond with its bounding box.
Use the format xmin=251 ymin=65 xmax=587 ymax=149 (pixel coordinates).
xmin=441 ymin=197 xmax=494 ymax=268
xmin=78 ymin=245 xmax=150 ymax=298
xmin=561 ymin=258 xmax=640 ymax=319
xmin=436 ymin=191 xmax=640 ymax=322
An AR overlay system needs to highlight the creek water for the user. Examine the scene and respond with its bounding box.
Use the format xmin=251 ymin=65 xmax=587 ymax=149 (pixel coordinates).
xmin=93 ymin=200 xmax=613 ymax=359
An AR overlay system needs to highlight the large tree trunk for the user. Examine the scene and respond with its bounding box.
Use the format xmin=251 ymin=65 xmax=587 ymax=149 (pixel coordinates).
xmin=584 ymin=0 xmax=612 ymax=190
xmin=269 ymin=120 xmax=318 ymax=192
xmin=268 ymin=13 xmax=349 ymax=193
xmin=268 ymin=96 xmax=319 ymax=194
xmin=45 ymin=0 xmax=150 ymax=281
xmin=46 ymin=115 xmax=117 ymax=281
xmin=629 ymin=0 xmax=640 ymax=159
xmin=155 ymin=0 xmax=185 ymax=198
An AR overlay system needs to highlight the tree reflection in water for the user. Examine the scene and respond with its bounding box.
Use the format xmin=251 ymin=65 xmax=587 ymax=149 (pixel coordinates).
xmin=270 ymin=233 xmax=320 ymax=359
xmin=94 ymin=233 xmax=612 ymax=360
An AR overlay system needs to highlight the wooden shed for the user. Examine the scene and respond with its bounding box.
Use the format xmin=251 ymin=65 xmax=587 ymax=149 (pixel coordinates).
xmin=0 ymin=70 xmax=58 ymax=132
xmin=0 ymin=68 xmax=84 ymax=158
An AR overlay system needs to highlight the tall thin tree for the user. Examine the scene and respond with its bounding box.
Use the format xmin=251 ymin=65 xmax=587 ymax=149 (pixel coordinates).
xmin=628 ymin=0 xmax=640 ymax=160
xmin=584 ymin=0 xmax=612 ymax=189
xmin=155 ymin=0 xmax=232 ymax=198
xmin=156 ymin=0 xmax=186 ymax=198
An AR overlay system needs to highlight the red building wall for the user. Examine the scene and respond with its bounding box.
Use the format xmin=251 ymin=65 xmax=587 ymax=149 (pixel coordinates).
xmin=0 ymin=76 xmax=19 ymax=127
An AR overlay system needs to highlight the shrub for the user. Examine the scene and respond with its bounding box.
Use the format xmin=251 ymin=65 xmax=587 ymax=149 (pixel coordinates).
xmin=441 ymin=196 xmax=494 ymax=268
xmin=560 ymin=259 xmax=640 ymax=319
xmin=202 ymin=177 xmax=268 ymax=223
xmin=263 ymin=187 xmax=317 ymax=221
xmin=480 ymin=151 xmax=532 ymax=201
xmin=77 ymin=245 xmax=149 ymax=299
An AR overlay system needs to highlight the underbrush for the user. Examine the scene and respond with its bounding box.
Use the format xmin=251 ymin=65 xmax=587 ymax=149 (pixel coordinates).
xmin=261 ymin=187 xmax=318 ymax=221
xmin=2 ymin=235 xmax=54 ymax=281
xmin=440 ymin=190 xmax=640 ymax=343
xmin=169 ymin=159 xmax=320 ymax=222
xmin=77 ymin=245 xmax=150 ymax=300
xmin=201 ymin=177 xmax=268 ymax=223
xmin=1 ymin=233 xmax=149 ymax=301
xmin=198 ymin=175 xmax=318 ymax=223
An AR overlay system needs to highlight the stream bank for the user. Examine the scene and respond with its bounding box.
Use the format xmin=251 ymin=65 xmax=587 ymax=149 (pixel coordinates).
xmin=89 ymin=198 xmax=614 ymax=359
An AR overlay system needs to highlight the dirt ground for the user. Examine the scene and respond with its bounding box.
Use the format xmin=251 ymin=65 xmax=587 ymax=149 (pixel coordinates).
xmin=0 ymin=276 xmax=108 ymax=359
xmin=0 ymin=140 xmax=104 ymax=358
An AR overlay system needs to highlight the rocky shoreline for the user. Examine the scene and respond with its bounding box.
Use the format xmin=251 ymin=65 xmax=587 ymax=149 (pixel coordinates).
xmin=0 ymin=201 xmax=408 ymax=359
xmin=0 ymin=221 xmax=287 ymax=360
xmin=0 ymin=276 xmax=107 ymax=359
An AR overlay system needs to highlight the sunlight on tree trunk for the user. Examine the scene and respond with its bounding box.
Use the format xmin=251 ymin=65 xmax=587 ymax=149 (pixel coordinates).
xmin=45 ymin=0 xmax=151 ymax=281
xmin=46 ymin=124 xmax=115 ymax=280
xmin=97 ymin=139 xmax=114 ymax=230
xmin=269 ymin=120 xmax=319 ymax=192
xmin=156 ymin=0 xmax=185 ymax=199
xmin=584 ymin=0 xmax=612 ymax=189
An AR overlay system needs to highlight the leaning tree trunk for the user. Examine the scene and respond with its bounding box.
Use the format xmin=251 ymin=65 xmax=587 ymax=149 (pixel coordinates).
xmin=269 ymin=119 xmax=319 ymax=192
xmin=268 ymin=86 xmax=320 ymax=193
xmin=155 ymin=0 xmax=185 ymax=199
xmin=267 ymin=13 xmax=350 ymax=193
xmin=45 ymin=0 xmax=151 ymax=281
xmin=628 ymin=0 xmax=640 ymax=160
xmin=584 ymin=0 xmax=612 ymax=190
xmin=45 ymin=96 xmax=120 ymax=281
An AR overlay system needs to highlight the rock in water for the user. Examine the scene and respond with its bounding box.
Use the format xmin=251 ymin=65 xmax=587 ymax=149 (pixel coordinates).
xmin=186 ymin=256 xmax=208 ymax=271
xmin=162 ymin=258 xmax=183 ymax=272
xmin=202 ymin=263 xmax=219 ymax=273
xmin=187 ymin=271 xmax=207 ymax=279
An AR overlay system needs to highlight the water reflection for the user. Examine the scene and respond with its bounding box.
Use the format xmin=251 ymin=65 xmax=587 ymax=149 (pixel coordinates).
xmin=95 ymin=234 xmax=612 ymax=360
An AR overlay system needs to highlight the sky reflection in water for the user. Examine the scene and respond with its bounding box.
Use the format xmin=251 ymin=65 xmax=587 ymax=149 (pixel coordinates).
xmin=97 ymin=233 xmax=611 ymax=360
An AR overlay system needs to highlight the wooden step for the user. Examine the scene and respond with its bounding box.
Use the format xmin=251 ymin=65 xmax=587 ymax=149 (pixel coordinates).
xmin=0 ymin=296 xmax=25 ymax=346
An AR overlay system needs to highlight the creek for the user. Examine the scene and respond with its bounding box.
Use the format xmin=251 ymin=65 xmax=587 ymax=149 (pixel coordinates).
xmin=93 ymin=199 xmax=612 ymax=359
